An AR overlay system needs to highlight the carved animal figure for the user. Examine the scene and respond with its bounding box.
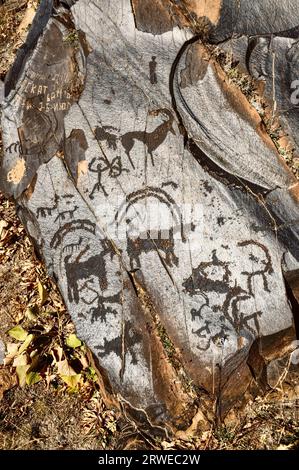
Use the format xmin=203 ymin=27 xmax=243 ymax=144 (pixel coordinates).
xmin=63 ymin=237 xmax=83 ymax=254
xmin=211 ymin=325 xmax=230 ymax=347
xmin=121 ymin=108 xmax=175 ymax=168
xmin=90 ymin=299 xmax=118 ymax=323
xmin=5 ymin=141 xmax=23 ymax=154
xmin=115 ymin=187 xmax=182 ymax=270
xmin=127 ymin=230 xmax=178 ymax=270
xmin=195 ymin=323 xmax=231 ymax=352
xmin=183 ymin=250 xmax=232 ymax=296
xmin=64 ymin=239 xmax=115 ymax=304
xmin=37 ymin=194 xmax=76 ymax=220
xmin=82 ymin=288 xmax=121 ymax=323
xmin=50 ymin=219 xmax=96 ymax=249
xmin=190 ymin=297 xmax=209 ymax=321
xmin=183 ymin=243 xmax=269 ymax=340
xmin=238 ymin=240 xmax=273 ymax=295
xmin=192 ymin=320 xmax=211 ymax=338
xmin=95 ymin=125 xmax=118 ymax=150
xmin=54 ymin=205 xmax=78 ymax=223
xmin=37 ymin=194 xmax=59 ymax=218
xmin=95 ymin=321 xmax=142 ymax=365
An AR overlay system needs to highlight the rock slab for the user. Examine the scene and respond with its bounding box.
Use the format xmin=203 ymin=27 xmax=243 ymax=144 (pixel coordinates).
xmin=0 ymin=0 xmax=298 ymax=430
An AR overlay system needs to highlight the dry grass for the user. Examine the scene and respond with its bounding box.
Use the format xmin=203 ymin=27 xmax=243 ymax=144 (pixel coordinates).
xmin=0 ymin=1 xmax=27 ymax=80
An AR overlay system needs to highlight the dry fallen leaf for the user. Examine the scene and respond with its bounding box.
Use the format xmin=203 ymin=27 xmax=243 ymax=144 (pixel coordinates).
xmin=13 ymin=353 xmax=28 ymax=367
xmin=276 ymin=444 xmax=293 ymax=450
xmin=0 ymin=367 xmax=17 ymax=399
xmin=56 ymin=359 xmax=76 ymax=376
xmin=3 ymin=342 xmax=19 ymax=365
xmin=66 ymin=333 xmax=82 ymax=349
xmin=8 ymin=325 xmax=28 ymax=341
xmin=26 ymin=371 xmax=41 ymax=386
xmin=60 ymin=374 xmax=81 ymax=388
xmin=0 ymin=219 xmax=8 ymax=239
xmin=37 ymin=281 xmax=48 ymax=306
xmin=16 ymin=364 xmax=30 ymax=387
xmin=161 ymin=440 xmax=176 ymax=450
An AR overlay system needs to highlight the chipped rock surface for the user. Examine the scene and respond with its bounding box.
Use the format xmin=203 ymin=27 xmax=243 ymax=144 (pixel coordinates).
xmin=0 ymin=0 xmax=298 ymax=431
xmin=0 ymin=80 xmax=4 ymax=105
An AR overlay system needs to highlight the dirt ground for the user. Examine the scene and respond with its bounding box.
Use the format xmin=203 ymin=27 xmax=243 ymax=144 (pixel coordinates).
xmin=0 ymin=0 xmax=298 ymax=450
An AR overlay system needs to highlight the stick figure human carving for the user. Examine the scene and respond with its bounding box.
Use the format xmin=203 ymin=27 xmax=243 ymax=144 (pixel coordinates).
xmin=149 ymin=56 xmax=158 ymax=84
xmin=89 ymin=155 xmax=128 ymax=198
